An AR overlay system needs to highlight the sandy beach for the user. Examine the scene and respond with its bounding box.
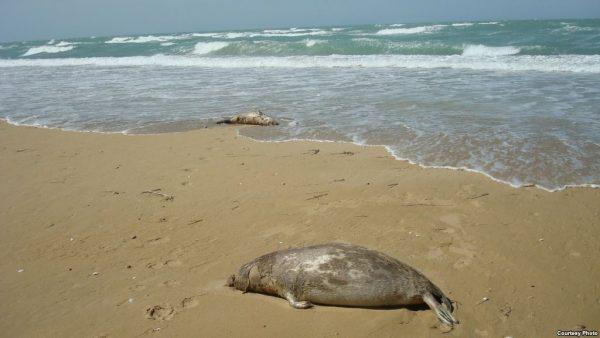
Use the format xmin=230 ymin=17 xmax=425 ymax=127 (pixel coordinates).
xmin=0 ymin=120 xmax=599 ymax=337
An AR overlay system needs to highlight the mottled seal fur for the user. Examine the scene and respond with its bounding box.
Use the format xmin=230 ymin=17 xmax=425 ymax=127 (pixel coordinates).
xmin=217 ymin=110 xmax=278 ymax=126
xmin=227 ymin=243 xmax=458 ymax=325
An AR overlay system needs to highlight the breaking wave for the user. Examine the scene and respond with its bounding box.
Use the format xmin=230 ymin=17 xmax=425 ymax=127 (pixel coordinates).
xmin=105 ymin=34 xmax=191 ymax=44
xmin=376 ymin=25 xmax=446 ymax=35
xmin=22 ymin=43 xmax=74 ymax=56
xmin=462 ymin=44 xmax=521 ymax=56
xmin=2 ymin=54 xmax=599 ymax=73
xmin=192 ymin=42 xmax=230 ymax=55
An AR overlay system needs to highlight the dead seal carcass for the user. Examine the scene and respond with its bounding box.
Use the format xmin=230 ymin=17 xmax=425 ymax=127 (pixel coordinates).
xmin=217 ymin=110 xmax=278 ymax=126
xmin=227 ymin=243 xmax=458 ymax=326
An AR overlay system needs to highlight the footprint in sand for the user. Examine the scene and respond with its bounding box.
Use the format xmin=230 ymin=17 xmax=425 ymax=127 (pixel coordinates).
xmin=162 ymin=280 xmax=181 ymax=288
xmin=164 ymin=259 xmax=183 ymax=267
xmin=146 ymin=262 xmax=163 ymax=270
xmin=147 ymin=237 xmax=170 ymax=245
xmin=450 ymin=245 xmax=476 ymax=269
xmin=439 ymin=213 xmax=462 ymax=227
xmin=453 ymin=257 xmax=471 ymax=269
xmin=438 ymin=213 xmax=478 ymax=269
xmin=425 ymin=247 xmax=445 ymax=260
xmin=129 ymin=284 xmax=146 ymax=291
xmin=146 ymin=304 xmax=175 ymax=321
xmin=181 ymin=296 xmax=200 ymax=309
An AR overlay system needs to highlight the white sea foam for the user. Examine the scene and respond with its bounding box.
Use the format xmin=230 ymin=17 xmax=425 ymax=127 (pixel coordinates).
xmin=304 ymin=39 xmax=324 ymax=47
xmin=192 ymin=42 xmax=229 ymax=55
xmin=376 ymin=25 xmax=446 ymax=35
xmin=462 ymin=44 xmax=520 ymax=56
xmin=256 ymin=30 xmax=331 ymax=37
xmin=22 ymin=44 xmax=74 ymax=56
xmin=389 ymin=24 xmax=405 ymax=27
xmin=294 ymin=28 xmax=323 ymax=32
xmin=452 ymin=22 xmax=474 ymax=27
xmin=479 ymin=21 xmax=500 ymax=25
xmin=2 ymin=54 xmax=599 ymax=73
xmin=352 ymin=38 xmax=378 ymax=42
xmin=560 ymin=23 xmax=595 ymax=32
xmin=236 ymin=131 xmax=600 ymax=193
xmin=2 ymin=112 xmax=596 ymax=193
xmin=198 ymin=30 xmax=332 ymax=39
xmin=106 ymin=34 xmax=191 ymax=44
xmin=222 ymin=32 xmax=252 ymax=39
xmin=1 ymin=116 xmax=123 ymax=135
xmin=263 ymin=29 xmax=299 ymax=34
xmin=192 ymin=33 xmax=221 ymax=38
xmin=106 ymin=36 xmax=140 ymax=43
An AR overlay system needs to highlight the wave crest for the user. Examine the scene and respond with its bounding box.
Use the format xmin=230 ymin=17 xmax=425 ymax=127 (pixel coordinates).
xmin=376 ymin=25 xmax=446 ymax=35
xmin=22 ymin=43 xmax=74 ymax=56
xmin=106 ymin=34 xmax=191 ymax=44
xmin=192 ymin=42 xmax=230 ymax=55
xmin=2 ymin=54 xmax=599 ymax=73
xmin=462 ymin=44 xmax=520 ymax=56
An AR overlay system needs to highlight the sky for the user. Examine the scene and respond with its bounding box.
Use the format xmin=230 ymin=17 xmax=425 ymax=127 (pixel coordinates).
xmin=1 ymin=0 xmax=599 ymax=42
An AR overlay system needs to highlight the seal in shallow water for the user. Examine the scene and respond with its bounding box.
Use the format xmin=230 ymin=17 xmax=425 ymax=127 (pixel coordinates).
xmin=217 ymin=110 xmax=278 ymax=126
xmin=227 ymin=243 xmax=458 ymax=325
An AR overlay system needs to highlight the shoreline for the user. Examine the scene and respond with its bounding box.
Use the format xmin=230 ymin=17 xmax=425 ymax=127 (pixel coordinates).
xmin=1 ymin=120 xmax=599 ymax=337
xmin=238 ymin=132 xmax=600 ymax=193
xmin=3 ymin=117 xmax=598 ymax=193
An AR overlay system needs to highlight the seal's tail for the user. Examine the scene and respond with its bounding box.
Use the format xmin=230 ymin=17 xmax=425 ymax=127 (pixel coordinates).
xmin=216 ymin=119 xmax=231 ymax=124
xmin=431 ymin=284 xmax=454 ymax=312
xmin=423 ymin=291 xmax=459 ymax=326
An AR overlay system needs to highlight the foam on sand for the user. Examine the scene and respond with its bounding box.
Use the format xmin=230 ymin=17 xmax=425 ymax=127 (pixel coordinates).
xmin=462 ymin=44 xmax=520 ymax=56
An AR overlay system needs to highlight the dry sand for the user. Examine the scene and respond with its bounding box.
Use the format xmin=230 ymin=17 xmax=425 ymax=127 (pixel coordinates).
xmin=1 ymin=120 xmax=599 ymax=337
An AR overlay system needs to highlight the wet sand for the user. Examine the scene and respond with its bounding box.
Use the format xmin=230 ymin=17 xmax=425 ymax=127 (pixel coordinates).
xmin=0 ymin=120 xmax=599 ymax=337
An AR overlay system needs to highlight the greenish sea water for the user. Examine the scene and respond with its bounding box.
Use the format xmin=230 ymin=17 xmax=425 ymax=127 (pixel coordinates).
xmin=1 ymin=19 xmax=599 ymax=190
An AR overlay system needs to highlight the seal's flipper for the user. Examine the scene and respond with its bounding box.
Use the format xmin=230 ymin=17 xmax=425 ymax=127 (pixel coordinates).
xmin=284 ymin=292 xmax=313 ymax=309
xmin=423 ymin=292 xmax=458 ymax=326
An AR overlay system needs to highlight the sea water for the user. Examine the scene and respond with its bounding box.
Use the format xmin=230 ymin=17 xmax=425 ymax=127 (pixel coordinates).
xmin=1 ymin=19 xmax=599 ymax=190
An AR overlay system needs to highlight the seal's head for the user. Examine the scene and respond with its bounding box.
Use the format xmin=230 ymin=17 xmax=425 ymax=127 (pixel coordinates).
xmin=226 ymin=274 xmax=236 ymax=287
xmin=227 ymin=261 xmax=258 ymax=291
